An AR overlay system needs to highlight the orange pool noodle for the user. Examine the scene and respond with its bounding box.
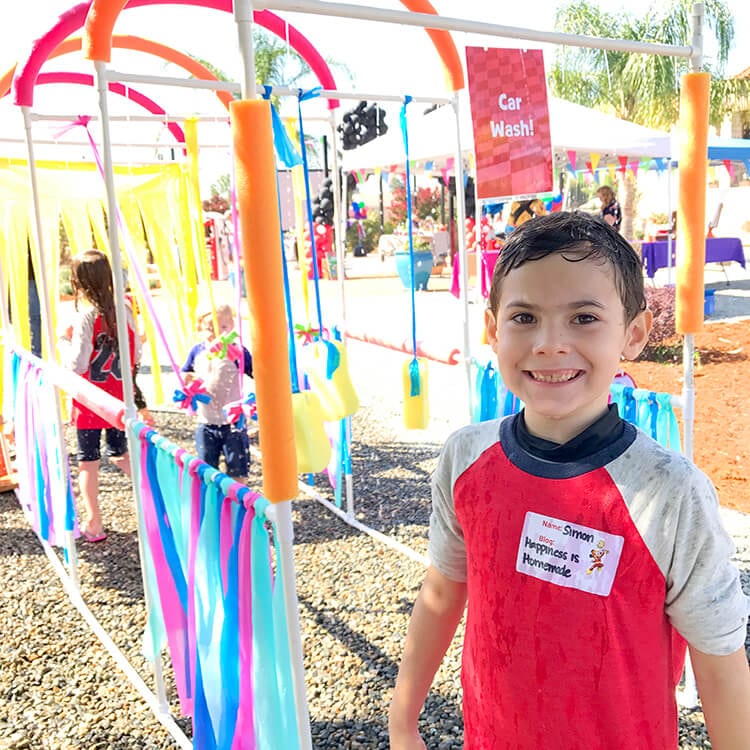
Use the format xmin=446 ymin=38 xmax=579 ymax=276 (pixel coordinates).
xmin=232 ymin=99 xmax=298 ymax=502
xmin=83 ymin=0 xmax=128 ymax=62
xmin=676 ymin=72 xmax=710 ymax=334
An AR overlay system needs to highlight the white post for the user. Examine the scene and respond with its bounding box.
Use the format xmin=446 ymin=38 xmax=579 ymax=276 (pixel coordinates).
xmin=677 ymin=0 xmax=705 ymax=711
xmin=92 ymin=58 xmax=168 ymax=710
xmin=233 ymin=4 xmax=314 ymax=745
xmin=269 ymin=501 xmax=314 ymax=750
xmin=21 ymin=104 xmax=80 ymax=586
xmin=451 ymin=93 xmax=473 ymax=422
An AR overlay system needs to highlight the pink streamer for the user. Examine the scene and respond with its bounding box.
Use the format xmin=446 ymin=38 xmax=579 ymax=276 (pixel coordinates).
xmin=231 ymin=499 xmax=256 ymax=749
xmin=138 ymin=438 xmax=192 ymax=713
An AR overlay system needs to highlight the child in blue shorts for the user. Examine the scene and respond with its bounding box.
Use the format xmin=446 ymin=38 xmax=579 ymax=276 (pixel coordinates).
xmin=181 ymin=304 xmax=254 ymax=478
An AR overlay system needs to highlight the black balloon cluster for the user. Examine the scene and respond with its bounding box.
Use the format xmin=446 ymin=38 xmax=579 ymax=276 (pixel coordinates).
xmin=337 ymin=100 xmax=388 ymax=150
xmin=313 ymin=177 xmax=335 ymax=225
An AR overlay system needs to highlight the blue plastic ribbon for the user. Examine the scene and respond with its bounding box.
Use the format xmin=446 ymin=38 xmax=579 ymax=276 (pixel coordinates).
xmin=323 ymin=339 xmax=341 ymax=379
xmin=399 ymin=95 xmax=420 ymax=363
xmin=408 ymin=357 xmax=421 ymax=397
xmin=261 ymin=85 xmax=302 ymax=168
xmin=173 ymin=388 xmax=212 ymax=412
xmin=479 ymin=362 xmax=499 ymax=422
xmin=297 ymin=87 xmax=325 ymax=336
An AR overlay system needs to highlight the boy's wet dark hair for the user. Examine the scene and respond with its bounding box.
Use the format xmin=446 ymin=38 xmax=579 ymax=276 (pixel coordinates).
xmin=488 ymin=211 xmax=647 ymax=323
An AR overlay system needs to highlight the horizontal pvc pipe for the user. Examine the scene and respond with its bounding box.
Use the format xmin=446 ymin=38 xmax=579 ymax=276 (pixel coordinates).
xmin=345 ymin=326 xmax=461 ymax=365
xmin=257 ymin=0 xmax=692 ymax=58
xmin=42 ymin=357 xmax=126 ymax=429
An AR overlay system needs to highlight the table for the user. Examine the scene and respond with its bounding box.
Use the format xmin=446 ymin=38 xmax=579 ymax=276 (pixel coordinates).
xmin=640 ymin=237 xmax=746 ymax=279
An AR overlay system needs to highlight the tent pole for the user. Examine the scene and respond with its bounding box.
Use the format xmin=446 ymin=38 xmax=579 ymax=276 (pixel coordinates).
xmin=451 ymin=92 xmax=473 ymax=421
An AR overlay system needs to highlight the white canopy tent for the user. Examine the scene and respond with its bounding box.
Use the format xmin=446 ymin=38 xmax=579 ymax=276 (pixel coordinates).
xmin=341 ymin=93 xmax=673 ymax=172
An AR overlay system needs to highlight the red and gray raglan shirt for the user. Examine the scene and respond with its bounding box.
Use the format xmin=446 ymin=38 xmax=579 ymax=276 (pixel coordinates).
xmin=428 ymin=411 xmax=749 ymax=750
xmin=66 ymin=306 xmax=140 ymax=430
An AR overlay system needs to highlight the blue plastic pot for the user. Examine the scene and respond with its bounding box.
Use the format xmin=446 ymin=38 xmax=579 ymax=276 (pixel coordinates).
xmin=395 ymin=250 xmax=433 ymax=291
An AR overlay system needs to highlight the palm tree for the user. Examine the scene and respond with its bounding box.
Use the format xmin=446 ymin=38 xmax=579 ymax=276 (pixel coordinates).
xmin=550 ymin=0 xmax=742 ymax=238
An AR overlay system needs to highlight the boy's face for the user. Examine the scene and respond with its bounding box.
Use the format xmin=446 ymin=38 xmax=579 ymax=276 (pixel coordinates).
xmin=485 ymin=251 xmax=651 ymax=444
xmin=198 ymin=312 xmax=234 ymax=341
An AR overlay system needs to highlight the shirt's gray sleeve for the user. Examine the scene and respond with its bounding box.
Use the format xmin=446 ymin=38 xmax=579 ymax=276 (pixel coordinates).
xmin=427 ymin=435 xmax=467 ymax=582
xmin=664 ymin=467 xmax=749 ymax=655
xmin=65 ymin=309 xmax=95 ymax=374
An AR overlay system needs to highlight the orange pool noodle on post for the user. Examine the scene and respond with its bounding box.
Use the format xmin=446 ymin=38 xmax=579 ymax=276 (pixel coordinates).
xmin=292 ymin=391 xmax=331 ymax=474
xmin=403 ymin=358 xmax=430 ymax=430
xmin=231 ymin=99 xmax=298 ymax=502
xmin=83 ymin=0 xmax=128 ymax=62
xmin=302 ymin=340 xmax=359 ymax=421
xmin=676 ymin=72 xmax=710 ymax=334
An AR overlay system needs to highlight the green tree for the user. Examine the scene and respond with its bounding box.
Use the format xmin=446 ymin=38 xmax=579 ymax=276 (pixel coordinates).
xmin=550 ymin=0 xmax=744 ymax=237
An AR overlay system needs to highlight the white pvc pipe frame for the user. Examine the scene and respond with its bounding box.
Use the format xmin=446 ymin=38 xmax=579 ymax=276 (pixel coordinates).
xmin=28 ymin=1 xmax=699 ymax=743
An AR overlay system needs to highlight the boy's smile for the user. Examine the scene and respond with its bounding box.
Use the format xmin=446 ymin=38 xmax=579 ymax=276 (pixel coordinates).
xmin=485 ymin=251 xmax=651 ymax=444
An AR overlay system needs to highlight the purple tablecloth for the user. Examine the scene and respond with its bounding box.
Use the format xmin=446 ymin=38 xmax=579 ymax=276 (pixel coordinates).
xmin=640 ymin=237 xmax=746 ymax=278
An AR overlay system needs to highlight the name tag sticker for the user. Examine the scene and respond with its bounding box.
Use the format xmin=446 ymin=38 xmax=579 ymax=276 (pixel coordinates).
xmin=515 ymin=511 xmax=624 ymax=596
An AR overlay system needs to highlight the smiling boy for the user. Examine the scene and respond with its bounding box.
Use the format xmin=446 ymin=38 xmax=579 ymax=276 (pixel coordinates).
xmin=389 ymin=212 xmax=750 ymax=749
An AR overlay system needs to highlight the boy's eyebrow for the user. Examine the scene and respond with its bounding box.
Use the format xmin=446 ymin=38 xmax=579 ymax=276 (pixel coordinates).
xmin=503 ymin=299 xmax=607 ymax=310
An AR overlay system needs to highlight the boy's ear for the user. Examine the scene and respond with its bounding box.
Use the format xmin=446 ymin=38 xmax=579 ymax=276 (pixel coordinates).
xmin=485 ymin=309 xmax=499 ymax=350
xmin=622 ymin=308 xmax=653 ymax=360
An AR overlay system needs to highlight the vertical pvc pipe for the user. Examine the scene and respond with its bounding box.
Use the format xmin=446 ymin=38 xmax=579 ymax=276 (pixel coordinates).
xmin=327 ymin=112 xmax=356 ymax=520
xmin=452 ymin=93 xmax=473 ymax=421
xmin=21 ymin=104 xmax=80 ymax=585
xmin=91 ymin=58 xmax=167 ymax=708
xmin=674 ymin=0 xmax=706 ymax=712
xmin=231 ymin=46 xmax=313 ymax=750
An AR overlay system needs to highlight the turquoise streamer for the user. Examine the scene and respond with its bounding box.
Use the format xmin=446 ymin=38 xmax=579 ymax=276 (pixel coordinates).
xmin=633 ymin=389 xmax=653 ymax=435
xmin=133 ymin=432 xmax=168 ymax=663
xmin=656 ymin=392 xmax=682 ymax=452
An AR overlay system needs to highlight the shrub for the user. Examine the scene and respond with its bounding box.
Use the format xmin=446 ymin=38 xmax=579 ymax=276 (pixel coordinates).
xmin=641 ymin=286 xmax=678 ymax=361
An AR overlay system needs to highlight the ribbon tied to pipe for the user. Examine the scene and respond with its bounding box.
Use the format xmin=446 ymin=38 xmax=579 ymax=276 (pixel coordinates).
xmin=294 ymin=323 xmax=328 ymax=344
xmin=223 ymin=392 xmax=258 ymax=429
xmin=173 ymin=378 xmax=211 ymax=414
xmin=207 ymin=330 xmax=242 ymax=361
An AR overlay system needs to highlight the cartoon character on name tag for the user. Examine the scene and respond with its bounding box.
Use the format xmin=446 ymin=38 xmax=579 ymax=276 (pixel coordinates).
xmin=586 ymin=540 xmax=609 ymax=574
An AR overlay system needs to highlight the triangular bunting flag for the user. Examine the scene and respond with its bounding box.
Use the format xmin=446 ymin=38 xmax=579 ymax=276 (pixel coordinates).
xmin=618 ymin=155 xmax=628 ymax=176
xmin=607 ymin=164 xmax=617 ymax=182
xmin=654 ymin=157 xmax=666 ymax=174
xmin=567 ymin=149 xmax=577 ymax=171
xmin=590 ymin=153 xmax=600 ymax=172
xmin=629 ymin=161 xmax=639 ymax=179
xmin=723 ymin=159 xmax=735 ymax=181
